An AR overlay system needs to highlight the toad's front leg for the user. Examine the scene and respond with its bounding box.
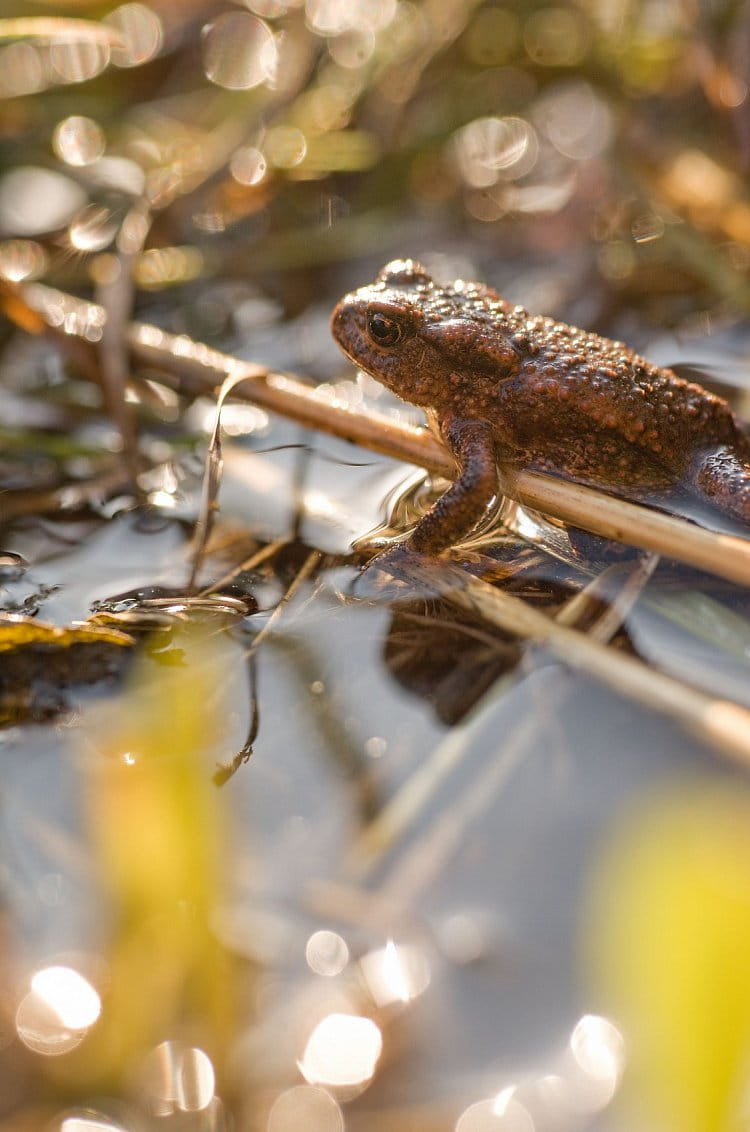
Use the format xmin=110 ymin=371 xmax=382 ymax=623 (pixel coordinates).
xmin=398 ymin=415 xmax=500 ymax=556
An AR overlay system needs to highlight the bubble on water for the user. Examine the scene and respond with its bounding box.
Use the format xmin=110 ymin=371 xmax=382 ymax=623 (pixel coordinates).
xmin=202 ymin=12 xmax=277 ymax=90
xmin=53 ymin=116 xmax=105 ymax=167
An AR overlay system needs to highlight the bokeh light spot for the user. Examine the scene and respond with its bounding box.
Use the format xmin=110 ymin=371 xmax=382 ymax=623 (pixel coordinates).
xmin=230 ymin=146 xmax=268 ymax=186
xmin=265 ymin=126 xmax=307 ymax=169
xmin=0 ymin=239 xmax=47 ymax=282
xmin=267 ymin=1085 xmax=344 ymax=1131
xmin=59 ymin=1114 xmax=127 ymax=1132
xmin=31 ymin=966 xmax=101 ymax=1030
xmin=524 ymin=7 xmax=589 ymax=67
xmin=463 ymin=8 xmax=520 ymax=66
xmin=0 ymin=42 xmax=45 ymax=97
xmin=328 ymin=28 xmax=375 ymax=69
xmin=16 ymin=965 xmax=101 ymax=1056
xmin=535 ymin=81 xmax=612 ymax=160
xmin=305 ymin=930 xmax=349 ymax=976
xmin=299 ymin=1013 xmax=382 ymax=1088
xmin=202 ymin=12 xmax=276 ymax=90
xmin=140 ymin=1040 xmax=216 ymax=1115
xmin=107 ymin=4 xmax=163 ymax=67
xmin=69 ymin=205 xmax=119 ymax=252
xmin=0 ymin=167 xmax=87 ymax=237
xmin=454 ymin=117 xmax=538 ymax=188
xmin=359 ymin=939 xmax=431 ymax=1005
xmin=49 ymin=38 xmax=110 ymax=84
xmin=455 ymin=1093 xmax=535 ymax=1131
xmin=570 ymin=1014 xmax=625 ymax=1086
xmin=53 ymin=116 xmax=105 ymax=167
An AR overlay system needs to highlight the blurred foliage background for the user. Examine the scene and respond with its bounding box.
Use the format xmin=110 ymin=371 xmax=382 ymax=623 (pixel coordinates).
xmin=4 ymin=0 xmax=750 ymax=333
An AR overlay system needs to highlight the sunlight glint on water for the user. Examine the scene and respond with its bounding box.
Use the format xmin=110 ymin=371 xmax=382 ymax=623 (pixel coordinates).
xmin=31 ymin=966 xmax=101 ymax=1030
xmin=359 ymin=939 xmax=431 ymax=1006
xmin=455 ymin=1091 xmax=535 ymax=1132
xmin=140 ymin=1040 xmax=217 ymax=1115
xmin=16 ymin=966 xmax=101 ymax=1056
xmin=566 ymin=1013 xmax=625 ymax=1112
xmin=267 ymin=1085 xmax=344 ymax=1131
xmin=60 ymin=1116 xmax=128 ymax=1132
xmin=299 ymin=1013 xmax=382 ymax=1089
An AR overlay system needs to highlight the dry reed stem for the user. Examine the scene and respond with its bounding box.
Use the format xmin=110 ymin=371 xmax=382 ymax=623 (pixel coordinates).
xmin=0 ymin=18 xmax=123 ymax=44
xmin=12 ymin=281 xmax=750 ymax=587
xmin=555 ymin=551 xmax=660 ymax=642
xmin=243 ymin=548 xmax=322 ymax=661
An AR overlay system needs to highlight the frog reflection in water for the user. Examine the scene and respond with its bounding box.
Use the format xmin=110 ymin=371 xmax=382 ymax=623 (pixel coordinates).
xmin=331 ymin=259 xmax=750 ymax=555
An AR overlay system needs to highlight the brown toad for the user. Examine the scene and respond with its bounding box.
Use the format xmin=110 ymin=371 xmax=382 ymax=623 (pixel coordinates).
xmin=331 ymin=259 xmax=750 ymax=554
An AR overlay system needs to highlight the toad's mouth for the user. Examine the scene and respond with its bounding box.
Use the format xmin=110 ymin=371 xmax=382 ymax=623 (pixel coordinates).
xmin=330 ymin=298 xmax=367 ymax=365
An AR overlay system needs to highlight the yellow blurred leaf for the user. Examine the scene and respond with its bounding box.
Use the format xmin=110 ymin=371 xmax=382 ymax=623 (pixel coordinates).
xmin=51 ymin=622 xmax=242 ymax=1090
xmin=587 ymin=787 xmax=750 ymax=1132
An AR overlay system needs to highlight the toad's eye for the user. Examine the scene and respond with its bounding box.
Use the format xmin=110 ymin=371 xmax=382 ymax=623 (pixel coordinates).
xmin=366 ymin=311 xmax=403 ymax=348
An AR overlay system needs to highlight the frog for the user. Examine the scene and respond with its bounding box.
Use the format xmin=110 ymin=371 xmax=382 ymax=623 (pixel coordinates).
xmin=330 ymin=259 xmax=750 ymax=556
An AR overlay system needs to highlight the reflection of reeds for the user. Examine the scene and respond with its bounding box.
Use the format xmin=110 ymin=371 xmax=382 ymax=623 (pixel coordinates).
xmin=349 ymin=555 xmax=750 ymax=874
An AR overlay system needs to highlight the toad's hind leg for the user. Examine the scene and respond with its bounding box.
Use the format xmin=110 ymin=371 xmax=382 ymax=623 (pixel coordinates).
xmin=688 ymin=445 xmax=750 ymax=526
